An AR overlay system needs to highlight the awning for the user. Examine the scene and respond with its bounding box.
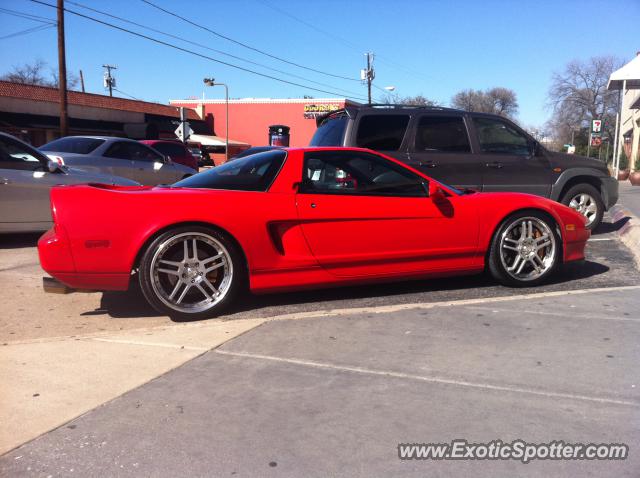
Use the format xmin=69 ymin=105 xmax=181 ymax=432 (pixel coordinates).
xmin=187 ymin=133 xmax=250 ymax=147
xmin=607 ymin=55 xmax=640 ymax=90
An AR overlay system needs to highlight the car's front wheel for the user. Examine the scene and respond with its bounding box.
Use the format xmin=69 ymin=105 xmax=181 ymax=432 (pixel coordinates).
xmin=488 ymin=211 xmax=561 ymax=287
xmin=560 ymin=183 xmax=603 ymax=230
xmin=138 ymin=226 xmax=244 ymax=320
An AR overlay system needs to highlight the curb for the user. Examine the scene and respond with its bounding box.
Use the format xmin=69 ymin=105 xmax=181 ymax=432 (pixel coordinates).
xmin=609 ymin=204 xmax=640 ymax=270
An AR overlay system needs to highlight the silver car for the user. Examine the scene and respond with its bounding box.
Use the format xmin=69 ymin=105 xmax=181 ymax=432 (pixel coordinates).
xmin=40 ymin=136 xmax=196 ymax=185
xmin=0 ymin=132 xmax=139 ymax=233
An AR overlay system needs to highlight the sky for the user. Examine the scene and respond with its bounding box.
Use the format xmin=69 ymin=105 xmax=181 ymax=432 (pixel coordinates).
xmin=0 ymin=0 xmax=638 ymax=128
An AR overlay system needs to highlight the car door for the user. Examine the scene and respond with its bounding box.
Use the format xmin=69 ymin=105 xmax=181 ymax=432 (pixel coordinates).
xmin=470 ymin=116 xmax=552 ymax=197
xmin=407 ymin=114 xmax=482 ymax=190
xmin=295 ymin=150 xmax=479 ymax=278
xmin=0 ymin=135 xmax=75 ymax=230
xmin=101 ymin=141 xmax=138 ymax=180
xmin=128 ymin=143 xmax=180 ymax=185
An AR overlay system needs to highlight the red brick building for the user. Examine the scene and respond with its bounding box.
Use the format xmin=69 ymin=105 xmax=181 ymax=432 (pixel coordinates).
xmin=0 ymin=81 xmax=205 ymax=146
xmin=170 ymin=98 xmax=360 ymax=148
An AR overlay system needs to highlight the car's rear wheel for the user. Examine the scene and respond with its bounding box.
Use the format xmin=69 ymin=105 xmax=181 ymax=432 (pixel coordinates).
xmin=560 ymin=183 xmax=603 ymax=230
xmin=488 ymin=211 xmax=561 ymax=287
xmin=138 ymin=226 xmax=244 ymax=320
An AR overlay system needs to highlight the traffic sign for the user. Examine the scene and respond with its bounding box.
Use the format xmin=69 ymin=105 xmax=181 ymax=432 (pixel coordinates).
xmin=175 ymin=122 xmax=193 ymax=143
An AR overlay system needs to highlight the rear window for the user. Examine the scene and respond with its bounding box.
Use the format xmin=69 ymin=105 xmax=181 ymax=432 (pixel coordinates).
xmin=355 ymin=115 xmax=410 ymax=151
xmin=40 ymin=137 xmax=105 ymax=154
xmin=172 ymin=150 xmax=286 ymax=191
xmin=310 ymin=116 xmax=347 ymax=146
xmin=151 ymin=142 xmax=187 ymax=158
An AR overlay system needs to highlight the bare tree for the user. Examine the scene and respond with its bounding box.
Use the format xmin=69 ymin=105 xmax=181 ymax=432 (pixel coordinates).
xmin=451 ymin=87 xmax=519 ymax=118
xmin=1 ymin=59 xmax=79 ymax=90
xmin=546 ymin=55 xmax=622 ymax=158
xmin=381 ymin=93 xmax=439 ymax=106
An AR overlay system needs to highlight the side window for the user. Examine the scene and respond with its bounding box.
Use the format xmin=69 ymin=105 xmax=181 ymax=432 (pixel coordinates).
xmin=473 ymin=117 xmax=531 ymax=155
xmin=301 ymin=151 xmax=425 ymax=197
xmin=153 ymin=143 xmax=185 ymax=158
xmin=355 ymin=115 xmax=410 ymax=151
xmin=0 ymin=137 xmax=44 ymax=171
xmin=415 ymin=116 xmax=471 ymax=153
xmin=128 ymin=143 xmax=163 ymax=162
xmin=104 ymin=142 xmax=132 ymax=160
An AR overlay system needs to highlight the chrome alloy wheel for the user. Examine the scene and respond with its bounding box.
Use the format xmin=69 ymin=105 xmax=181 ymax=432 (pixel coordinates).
xmin=568 ymin=193 xmax=598 ymax=227
xmin=499 ymin=217 xmax=557 ymax=282
xmin=149 ymin=232 xmax=233 ymax=314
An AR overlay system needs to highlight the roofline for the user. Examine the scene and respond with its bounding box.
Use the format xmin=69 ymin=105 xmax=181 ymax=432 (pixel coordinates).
xmin=169 ymin=98 xmax=362 ymax=105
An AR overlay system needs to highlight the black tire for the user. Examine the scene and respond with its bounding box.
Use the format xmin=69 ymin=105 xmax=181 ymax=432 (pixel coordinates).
xmin=138 ymin=225 xmax=245 ymax=320
xmin=488 ymin=210 xmax=561 ymax=287
xmin=560 ymin=183 xmax=604 ymax=230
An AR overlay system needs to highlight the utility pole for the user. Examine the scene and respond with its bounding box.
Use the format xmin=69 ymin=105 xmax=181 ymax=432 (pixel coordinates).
xmin=57 ymin=0 xmax=68 ymax=137
xmin=361 ymin=52 xmax=375 ymax=105
xmin=79 ymin=69 xmax=85 ymax=93
xmin=103 ymin=64 xmax=117 ymax=97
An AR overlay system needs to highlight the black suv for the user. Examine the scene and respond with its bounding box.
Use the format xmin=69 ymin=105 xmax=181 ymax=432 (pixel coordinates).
xmin=310 ymin=105 xmax=618 ymax=229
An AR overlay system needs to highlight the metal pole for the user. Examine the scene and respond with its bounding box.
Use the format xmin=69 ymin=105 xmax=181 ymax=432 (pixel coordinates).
xmin=613 ymin=81 xmax=625 ymax=177
xmin=221 ymin=83 xmax=229 ymax=163
xmin=367 ymin=53 xmax=372 ymax=105
xmin=57 ymin=0 xmax=68 ymax=137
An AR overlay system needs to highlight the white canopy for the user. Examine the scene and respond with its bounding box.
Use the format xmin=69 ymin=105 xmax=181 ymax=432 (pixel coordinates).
xmin=187 ymin=134 xmax=250 ymax=147
xmin=608 ymin=55 xmax=640 ymax=90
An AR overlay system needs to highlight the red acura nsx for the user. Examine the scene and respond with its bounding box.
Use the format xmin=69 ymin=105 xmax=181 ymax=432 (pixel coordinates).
xmin=39 ymin=147 xmax=589 ymax=320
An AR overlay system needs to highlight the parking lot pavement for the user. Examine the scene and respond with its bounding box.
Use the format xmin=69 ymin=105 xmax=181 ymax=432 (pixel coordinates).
xmin=619 ymin=182 xmax=640 ymax=218
xmin=2 ymin=287 xmax=638 ymax=477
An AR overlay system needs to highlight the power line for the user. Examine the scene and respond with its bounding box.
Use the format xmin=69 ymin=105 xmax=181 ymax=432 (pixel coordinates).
xmin=0 ymin=6 xmax=56 ymax=24
xmin=254 ymin=0 xmax=431 ymax=83
xmin=65 ymin=0 xmax=365 ymax=98
xmin=114 ymin=88 xmax=140 ymax=101
xmin=141 ymin=0 xmax=361 ymax=83
xmin=0 ymin=24 xmax=55 ymax=41
xmin=30 ymin=0 xmax=369 ymax=102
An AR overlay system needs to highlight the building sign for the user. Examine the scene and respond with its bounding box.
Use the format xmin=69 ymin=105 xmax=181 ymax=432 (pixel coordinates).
xmin=303 ymin=103 xmax=340 ymax=119
xmin=591 ymin=119 xmax=602 ymax=133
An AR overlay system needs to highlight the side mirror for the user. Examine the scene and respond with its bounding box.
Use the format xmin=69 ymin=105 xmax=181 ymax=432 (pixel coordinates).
xmin=47 ymin=157 xmax=64 ymax=173
xmin=165 ymin=155 xmax=173 ymax=163
xmin=428 ymin=181 xmax=445 ymax=200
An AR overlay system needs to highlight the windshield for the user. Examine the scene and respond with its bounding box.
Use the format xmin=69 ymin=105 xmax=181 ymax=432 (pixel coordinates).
xmin=172 ymin=150 xmax=287 ymax=191
xmin=40 ymin=137 xmax=105 ymax=154
xmin=310 ymin=115 xmax=347 ymax=146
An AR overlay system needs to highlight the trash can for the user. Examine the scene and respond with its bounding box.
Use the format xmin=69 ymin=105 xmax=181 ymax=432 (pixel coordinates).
xmin=268 ymin=125 xmax=290 ymax=147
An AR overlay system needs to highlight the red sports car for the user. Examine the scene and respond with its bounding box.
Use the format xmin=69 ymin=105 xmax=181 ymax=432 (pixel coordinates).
xmin=39 ymin=147 xmax=589 ymax=320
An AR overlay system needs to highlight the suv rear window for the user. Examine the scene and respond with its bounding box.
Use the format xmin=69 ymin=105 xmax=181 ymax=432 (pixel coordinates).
xmin=355 ymin=115 xmax=410 ymax=151
xmin=40 ymin=137 xmax=105 ymax=154
xmin=310 ymin=116 xmax=347 ymax=146
xmin=415 ymin=116 xmax=471 ymax=153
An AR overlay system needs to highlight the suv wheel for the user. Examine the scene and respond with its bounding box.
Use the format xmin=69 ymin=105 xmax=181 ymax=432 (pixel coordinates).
xmin=560 ymin=184 xmax=603 ymax=230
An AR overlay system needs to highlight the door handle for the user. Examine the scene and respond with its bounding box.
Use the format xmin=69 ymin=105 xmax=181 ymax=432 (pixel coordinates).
xmin=0 ymin=178 xmax=10 ymax=185
xmin=486 ymin=161 xmax=503 ymax=169
xmin=310 ymin=202 xmax=317 ymax=208
xmin=419 ymin=161 xmax=437 ymax=168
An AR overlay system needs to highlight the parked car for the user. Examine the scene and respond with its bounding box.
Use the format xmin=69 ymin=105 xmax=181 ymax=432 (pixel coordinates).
xmin=40 ymin=136 xmax=196 ymax=186
xmin=188 ymin=146 xmax=206 ymax=167
xmin=229 ymin=146 xmax=281 ymax=161
xmin=39 ymin=147 xmax=589 ymax=320
xmin=311 ymin=105 xmax=618 ymax=229
xmin=0 ymin=132 xmax=139 ymax=233
xmin=139 ymin=139 xmax=198 ymax=171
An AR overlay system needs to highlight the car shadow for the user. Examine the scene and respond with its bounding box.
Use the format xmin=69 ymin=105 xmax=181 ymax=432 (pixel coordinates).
xmin=94 ymin=259 xmax=610 ymax=322
xmin=592 ymin=216 xmax=629 ymax=235
xmin=0 ymin=233 xmax=43 ymax=249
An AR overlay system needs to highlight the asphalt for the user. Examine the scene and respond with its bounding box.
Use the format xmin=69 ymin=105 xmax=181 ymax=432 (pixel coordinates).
xmin=2 ymin=288 xmax=638 ymax=477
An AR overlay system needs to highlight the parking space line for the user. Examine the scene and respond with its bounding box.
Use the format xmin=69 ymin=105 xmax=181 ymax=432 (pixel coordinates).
xmin=589 ymin=238 xmax=616 ymax=242
xmin=215 ymin=349 xmax=639 ymax=407
xmin=465 ymin=306 xmax=640 ymax=322
xmin=268 ymin=285 xmax=640 ymax=322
